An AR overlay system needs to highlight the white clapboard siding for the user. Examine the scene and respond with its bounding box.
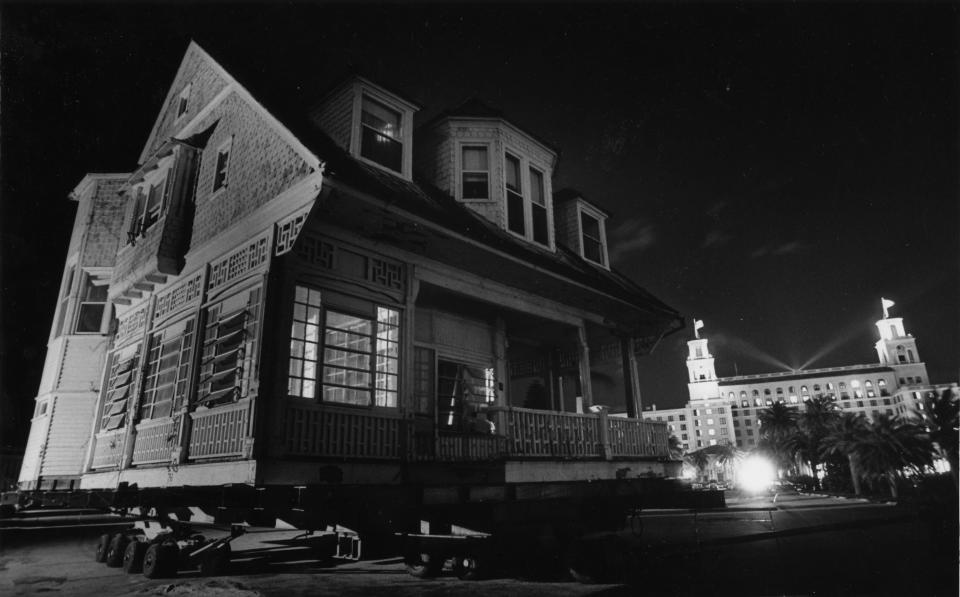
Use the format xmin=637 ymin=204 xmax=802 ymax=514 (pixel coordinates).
xmin=36 ymin=337 xmax=66 ymax=396
xmin=39 ymin=392 xmax=97 ymax=477
xmin=18 ymin=413 xmax=50 ymax=483
xmin=56 ymin=336 xmax=109 ymax=392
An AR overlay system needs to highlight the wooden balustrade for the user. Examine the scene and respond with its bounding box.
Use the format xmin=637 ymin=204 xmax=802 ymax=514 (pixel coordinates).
xmin=188 ymin=401 xmax=250 ymax=460
xmin=131 ymin=418 xmax=178 ymax=465
xmin=91 ymin=429 xmax=126 ymax=469
xmin=503 ymin=407 xmax=603 ymax=458
xmin=284 ymin=402 xmax=402 ymax=459
xmin=607 ymin=416 xmax=669 ymax=458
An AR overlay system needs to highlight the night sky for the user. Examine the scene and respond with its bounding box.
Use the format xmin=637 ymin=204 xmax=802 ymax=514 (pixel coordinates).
xmin=2 ymin=3 xmax=957 ymax=445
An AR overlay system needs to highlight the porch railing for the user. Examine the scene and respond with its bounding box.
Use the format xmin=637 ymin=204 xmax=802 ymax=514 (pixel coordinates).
xmin=188 ymin=401 xmax=250 ymax=460
xmin=502 ymin=407 xmax=603 ymax=458
xmin=284 ymin=402 xmax=402 ymax=459
xmin=91 ymin=429 xmax=126 ymax=469
xmin=131 ymin=418 xmax=178 ymax=465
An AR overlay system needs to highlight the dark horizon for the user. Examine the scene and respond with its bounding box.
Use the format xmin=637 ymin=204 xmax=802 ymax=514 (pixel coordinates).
xmin=2 ymin=3 xmax=958 ymax=446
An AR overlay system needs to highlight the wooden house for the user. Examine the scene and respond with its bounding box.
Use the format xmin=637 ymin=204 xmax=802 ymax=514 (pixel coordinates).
xmin=19 ymin=42 xmax=684 ymax=494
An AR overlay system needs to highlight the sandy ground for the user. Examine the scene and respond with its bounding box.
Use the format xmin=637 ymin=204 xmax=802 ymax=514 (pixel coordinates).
xmin=2 ymin=492 xmax=956 ymax=596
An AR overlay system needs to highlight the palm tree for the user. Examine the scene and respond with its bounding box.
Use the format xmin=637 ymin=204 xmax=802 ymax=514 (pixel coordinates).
xmin=820 ymin=412 xmax=869 ymax=496
xmin=686 ymin=449 xmax=710 ymax=482
xmin=923 ymin=388 xmax=959 ymax=487
xmin=758 ymin=402 xmax=799 ymax=475
xmin=856 ymin=414 xmax=932 ymax=498
xmin=798 ymin=396 xmax=841 ymax=475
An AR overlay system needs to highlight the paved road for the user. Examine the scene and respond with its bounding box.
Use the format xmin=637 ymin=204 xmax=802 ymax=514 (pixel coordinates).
xmin=1 ymin=491 xmax=955 ymax=596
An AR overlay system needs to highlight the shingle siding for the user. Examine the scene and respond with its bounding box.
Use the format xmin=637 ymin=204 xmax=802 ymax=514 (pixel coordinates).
xmin=82 ymin=179 xmax=127 ymax=267
xmin=142 ymin=45 xmax=230 ymax=163
xmin=191 ymin=92 xmax=314 ymax=247
xmin=312 ymin=84 xmax=354 ymax=151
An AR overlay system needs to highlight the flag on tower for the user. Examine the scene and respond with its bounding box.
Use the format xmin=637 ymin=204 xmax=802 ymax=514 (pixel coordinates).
xmin=693 ymin=319 xmax=704 ymax=339
xmin=881 ymin=298 xmax=895 ymax=319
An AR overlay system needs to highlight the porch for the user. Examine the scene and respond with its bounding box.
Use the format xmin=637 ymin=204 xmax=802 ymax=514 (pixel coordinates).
xmin=282 ymin=402 xmax=670 ymax=463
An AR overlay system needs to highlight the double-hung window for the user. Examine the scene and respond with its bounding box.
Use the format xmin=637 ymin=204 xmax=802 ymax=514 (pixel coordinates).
xmin=196 ymin=287 xmax=260 ymax=406
xmin=141 ymin=173 xmax=168 ymax=232
xmin=505 ymin=153 xmax=550 ymax=247
xmin=76 ymin=273 xmax=108 ymax=333
xmin=360 ymin=96 xmax=403 ymax=172
xmin=529 ymin=168 xmax=548 ymax=245
xmin=140 ymin=318 xmax=195 ymax=420
xmin=505 ymin=154 xmax=525 ymax=235
xmin=581 ymin=211 xmax=605 ymax=265
xmin=461 ymin=146 xmax=489 ymax=199
xmin=287 ymin=285 xmax=400 ymax=408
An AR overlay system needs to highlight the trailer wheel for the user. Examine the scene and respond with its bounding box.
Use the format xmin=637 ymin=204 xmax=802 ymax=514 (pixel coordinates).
xmin=453 ymin=555 xmax=486 ymax=581
xmin=143 ymin=543 xmax=178 ymax=579
xmin=404 ymin=552 xmax=443 ymax=578
xmin=95 ymin=533 xmax=111 ymax=563
xmin=105 ymin=533 xmax=130 ymax=567
xmin=122 ymin=540 xmax=147 ymax=574
xmin=199 ymin=543 xmax=231 ymax=576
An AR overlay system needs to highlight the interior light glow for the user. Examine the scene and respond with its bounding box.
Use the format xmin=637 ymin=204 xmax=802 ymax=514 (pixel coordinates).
xmin=738 ymin=455 xmax=776 ymax=493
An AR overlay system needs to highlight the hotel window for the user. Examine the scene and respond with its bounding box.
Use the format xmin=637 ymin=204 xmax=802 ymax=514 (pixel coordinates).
xmin=694 ymin=420 xmax=701 ymax=427
xmin=776 ymin=388 xmax=784 ymax=395
xmin=54 ymin=265 xmax=75 ymax=338
xmin=198 ymin=287 xmax=261 ymax=406
xmin=34 ymin=400 xmax=49 ymax=417
xmin=706 ymin=408 xmax=713 ymax=415
xmin=76 ymin=273 xmax=108 ymax=333
xmin=866 ymin=390 xmax=875 ymax=398
xmin=801 ymin=386 xmax=808 ymax=394
xmin=741 ymin=400 xmax=749 ymax=408
xmin=856 ymin=401 xmax=864 ymax=408
xmin=754 ymin=398 xmax=762 ymax=407
xmin=680 ymin=424 xmax=687 ymax=431
xmin=854 ymin=390 xmax=863 ymax=399
xmin=679 ymin=414 xmax=686 ymax=421
xmin=580 ymin=210 xmax=605 ymax=265
xmin=682 ymin=434 xmax=688 ymax=440
xmin=720 ymin=428 xmax=728 ymax=435
xmin=360 ymin=96 xmax=403 ymax=172
xmin=746 ymin=429 xmax=754 ymax=436
xmin=213 ymin=137 xmax=233 ymax=192
xmin=667 ymin=415 xmax=674 ymax=422
xmin=718 ymin=407 xmax=725 ymax=413
xmin=851 ymin=380 xmax=861 ymax=388
xmin=864 ymin=380 xmax=873 ymax=388
xmin=99 ymin=344 xmax=141 ymax=432
xmin=697 ymin=440 xmax=703 ymax=447
xmin=813 ymin=384 xmax=821 ymax=392
xmin=764 ymin=389 xmax=771 ymax=395
xmin=707 ymin=418 xmax=714 ymax=425
xmin=287 ymin=285 xmax=400 ymax=408
xmin=733 ymin=420 xmax=740 ymax=427
xmin=882 ymin=398 xmax=891 ymax=405
xmin=461 ymin=146 xmax=490 ymax=199
xmin=839 ymin=382 xmax=846 ymax=390
xmin=789 ymin=395 xmax=798 ymax=404
xmin=765 ymin=399 xmax=773 ymax=406
xmin=869 ymin=400 xmax=877 ymax=407
xmin=140 ymin=318 xmax=195 ymax=421
xmin=729 ymin=392 xmax=735 ymax=400
xmin=709 ymin=439 xmax=717 ymax=446
xmin=843 ymin=401 xmax=851 ymax=409
xmin=692 ymin=409 xmax=699 ymax=416
xmin=877 ymin=379 xmax=886 ymax=387
xmin=827 ymin=382 xmax=835 ymax=390
xmin=745 ymin=419 xmax=752 ymax=426
xmin=720 ymin=417 xmax=726 ymax=424
xmin=695 ymin=430 xmax=702 ymax=437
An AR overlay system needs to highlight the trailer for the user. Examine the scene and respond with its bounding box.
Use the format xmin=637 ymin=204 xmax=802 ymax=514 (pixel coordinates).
xmin=4 ymin=476 xmax=721 ymax=582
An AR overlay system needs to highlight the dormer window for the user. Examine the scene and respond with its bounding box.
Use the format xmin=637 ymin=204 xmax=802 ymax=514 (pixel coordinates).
xmin=530 ymin=168 xmax=548 ymax=245
xmin=360 ymin=96 xmax=403 ymax=172
xmin=503 ymin=153 xmax=551 ymax=247
xmin=461 ymin=146 xmax=489 ymax=199
xmin=581 ymin=211 xmax=604 ymax=265
xmin=505 ymin=154 xmax=524 ymax=235
xmin=176 ymin=83 xmax=191 ymax=120
xmin=126 ymin=158 xmax=173 ymax=243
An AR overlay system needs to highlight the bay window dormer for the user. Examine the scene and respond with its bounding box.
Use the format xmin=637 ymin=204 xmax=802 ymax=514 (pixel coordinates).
xmin=310 ymin=75 xmax=420 ymax=180
xmin=417 ymin=99 xmax=558 ymax=251
xmin=554 ymin=189 xmax=611 ymax=269
xmin=126 ymin=154 xmax=175 ymax=243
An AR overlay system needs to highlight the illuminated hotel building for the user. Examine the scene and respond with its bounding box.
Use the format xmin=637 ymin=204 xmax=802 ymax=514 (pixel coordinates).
xmin=642 ymin=302 xmax=952 ymax=453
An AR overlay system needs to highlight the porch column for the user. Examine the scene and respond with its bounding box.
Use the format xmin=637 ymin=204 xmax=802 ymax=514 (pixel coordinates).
xmin=493 ymin=316 xmax=509 ymax=434
xmin=620 ymin=336 xmax=642 ymax=418
xmin=576 ymin=323 xmax=593 ymax=412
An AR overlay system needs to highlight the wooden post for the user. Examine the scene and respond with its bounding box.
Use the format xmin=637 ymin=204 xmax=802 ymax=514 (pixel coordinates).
xmin=598 ymin=408 xmax=612 ymax=460
xmin=493 ymin=316 xmax=509 ymax=437
xmin=576 ymin=323 xmax=593 ymax=411
xmin=620 ymin=336 xmax=643 ymax=418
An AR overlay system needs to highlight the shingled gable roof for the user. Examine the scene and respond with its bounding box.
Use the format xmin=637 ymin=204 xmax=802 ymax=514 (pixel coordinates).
xmin=192 ymin=42 xmax=682 ymax=330
xmin=421 ymin=96 xmax=561 ymax=155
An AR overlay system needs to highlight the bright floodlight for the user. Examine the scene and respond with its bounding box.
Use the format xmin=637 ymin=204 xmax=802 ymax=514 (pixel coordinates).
xmin=738 ymin=455 xmax=776 ymax=493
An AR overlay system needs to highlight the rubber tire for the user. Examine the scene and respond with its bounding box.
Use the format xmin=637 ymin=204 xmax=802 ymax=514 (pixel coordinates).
xmin=453 ymin=555 xmax=486 ymax=581
xmin=143 ymin=543 xmax=179 ymax=579
xmin=105 ymin=533 xmax=130 ymax=567
xmin=95 ymin=533 xmax=111 ymax=563
xmin=122 ymin=540 xmax=148 ymax=574
xmin=404 ymin=552 xmax=444 ymax=578
xmin=199 ymin=543 xmax=231 ymax=576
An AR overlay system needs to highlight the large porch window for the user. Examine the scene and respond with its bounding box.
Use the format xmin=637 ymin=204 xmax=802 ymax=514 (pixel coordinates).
xmin=287 ymin=285 xmax=400 ymax=408
xmin=437 ymin=359 xmax=495 ymax=432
